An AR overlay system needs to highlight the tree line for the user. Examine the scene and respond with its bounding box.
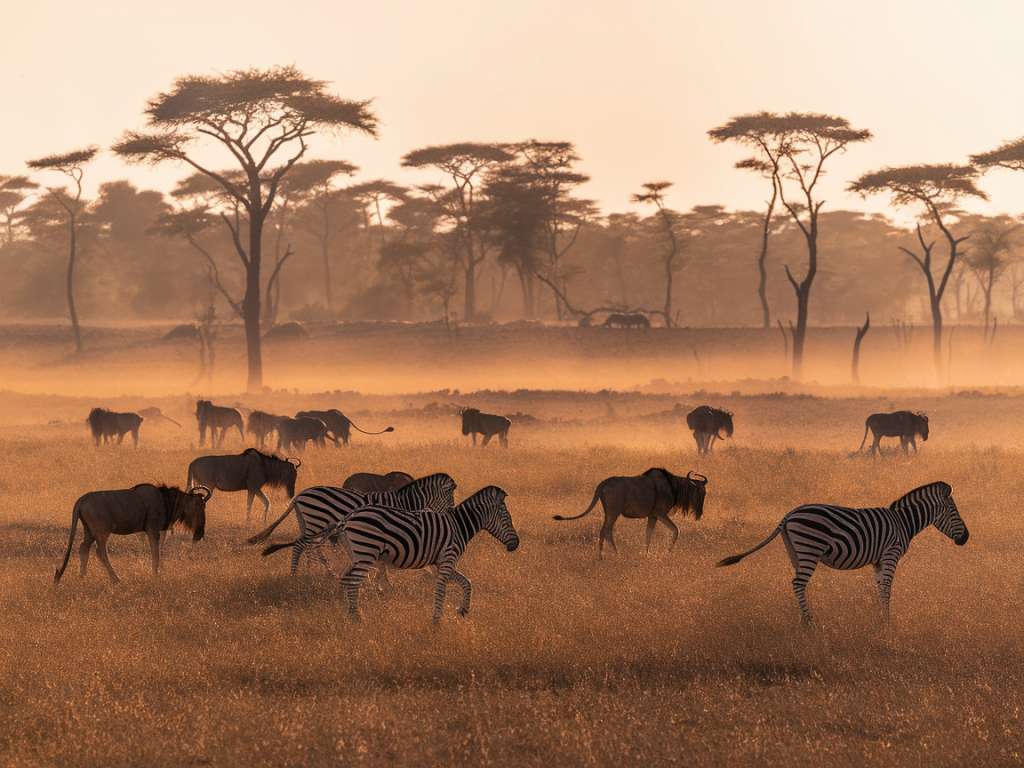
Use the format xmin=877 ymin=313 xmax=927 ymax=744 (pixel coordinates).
xmin=3 ymin=66 xmax=1024 ymax=389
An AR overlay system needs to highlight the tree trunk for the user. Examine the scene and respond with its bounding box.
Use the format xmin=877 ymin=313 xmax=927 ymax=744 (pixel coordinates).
xmin=244 ymin=212 xmax=264 ymax=394
xmin=66 ymin=212 xmax=83 ymax=353
xmin=463 ymin=261 xmax=477 ymax=322
xmin=931 ymin=298 xmax=943 ymax=380
xmin=852 ymin=313 xmax=870 ymax=385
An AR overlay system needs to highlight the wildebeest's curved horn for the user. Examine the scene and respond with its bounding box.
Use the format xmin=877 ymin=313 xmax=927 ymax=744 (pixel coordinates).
xmin=190 ymin=485 xmax=212 ymax=501
xmin=687 ymin=471 xmax=708 ymax=484
xmin=286 ymin=457 xmax=301 ymax=468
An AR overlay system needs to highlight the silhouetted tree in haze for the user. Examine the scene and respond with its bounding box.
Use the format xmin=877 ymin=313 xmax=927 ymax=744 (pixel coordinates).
xmin=0 ymin=175 xmax=38 ymax=246
xmin=631 ymin=182 xmax=687 ymax=328
xmin=960 ymin=214 xmax=1021 ymax=340
xmin=849 ymin=164 xmax=987 ymax=379
xmin=401 ymin=143 xmax=514 ymax=322
xmin=112 ymin=65 xmax=379 ymax=393
xmin=25 ymin=146 xmax=100 ymax=353
xmin=708 ymin=112 xmax=872 ymax=380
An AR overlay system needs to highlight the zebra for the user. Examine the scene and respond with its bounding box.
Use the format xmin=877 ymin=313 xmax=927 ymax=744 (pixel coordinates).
xmin=249 ymin=473 xmax=456 ymax=575
xmin=716 ymin=481 xmax=969 ymax=626
xmin=338 ymin=485 xmax=520 ymax=622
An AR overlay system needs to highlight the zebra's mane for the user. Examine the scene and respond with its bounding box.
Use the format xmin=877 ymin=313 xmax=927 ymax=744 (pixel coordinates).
xmin=890 ymin=481 xmax=952 ymax=510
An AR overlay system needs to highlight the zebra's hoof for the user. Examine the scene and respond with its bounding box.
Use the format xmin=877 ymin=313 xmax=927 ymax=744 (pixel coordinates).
xmin=456 ymin=608 xmax=469 ymax=618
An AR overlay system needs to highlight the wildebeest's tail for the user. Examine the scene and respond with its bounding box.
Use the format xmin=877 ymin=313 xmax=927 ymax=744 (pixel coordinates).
xmin=857 ymin=421 xmax=870 ymax=453
xmin=553 ymin=480 xmax=607 ymax=521
xmin=54 ymin=502 xmax=82 ymax=584
xmin=247 ymin=500 xmax=297 ymax=545
xmin=261 ymin=541 xmax=295 ymax=557
xmin=716 ymin=525 xmax=783 ymax=567
xmin=349 ymin=421 xmax=395 ymax=436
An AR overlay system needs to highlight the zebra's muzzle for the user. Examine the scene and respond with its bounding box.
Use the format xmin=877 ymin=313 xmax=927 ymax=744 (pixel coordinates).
xmin=954 ymin=530 xmax=969 ymax=546
xmin=506 ymin=537 xmax=520 ymax=552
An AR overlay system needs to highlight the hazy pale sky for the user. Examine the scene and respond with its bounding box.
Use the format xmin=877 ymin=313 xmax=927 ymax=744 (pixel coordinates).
xmin=4 ymin=0 xmax=1023 ymax=220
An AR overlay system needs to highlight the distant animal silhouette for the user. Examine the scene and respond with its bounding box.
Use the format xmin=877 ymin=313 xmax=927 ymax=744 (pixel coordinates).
xmin=295 ymin=409 xmax=394 ymax=446
xmin=554 ymin=468 xmax=707 ymax=556
xmin=342 ymin=471 xmax=415 ymax=494
xmin=137 ymin=407 xmax=181 ymax=427
xmin=716 ymin=482 xmax=968 ymax=625
xmin=187 ymin=448 xmax=299 ymax=522
xmin=246 ymin=410 xmax=284 ymax=449
xmin=461 ymin=407 xmax=511 ymax=447
xmin=54 ymin=484 xmax=210 ymax=585
xmin=87 ymin=408 xmax=143 ymax=448
xmin=274 ymin=416 xmax=329 ymax=453
xmin=195 ymin=400 xmax=244 ymax=448
xmin=686 ymin=406 xmax=734 ymax=456
xmin=603 ymin=312 xmax=651 ymax=328
xmin=858 ymin=411 xmax=929 ymax=457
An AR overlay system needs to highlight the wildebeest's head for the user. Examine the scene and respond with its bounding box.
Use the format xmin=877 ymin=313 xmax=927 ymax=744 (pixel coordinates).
xmin=159 ymin=484 xmax=210 ymax=542
xmin=196 ymin=399 xmax=211 ymax=421
xmin=647 ymin=468 xmax=707 ymax=521
xmin=685 ymin=471 xmax=708 ymax=520
xmin=461 ymin=408 xmax=480 ymax=436
xmin=914 ymin=412 xmax=929 ymax=441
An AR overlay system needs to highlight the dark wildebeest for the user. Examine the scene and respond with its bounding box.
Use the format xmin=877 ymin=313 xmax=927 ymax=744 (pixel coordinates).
xmin=54 ymin=484 xmax=211 ymax=585
xmin=295 ymin=409 xmax=394 ymax=446
xmin=603 ymin=312 xmax=651 ymax=328
xmin=87 ymin=408 xmax=144 ymax=448
xmin=342 ymin=471 xmax=415 ymax=494
xmin=686 ymin=405 xmax=734 ymax=456
xmin=187 ymin=448 xmax=299 ymax=522
xmin=246 ymin=410 xmax=284 ymax=450
xmin=461 ymin=407 xmax=511 ymax=447
xmin=196 ymin=400 xmax=244 ymax=448
xmin=554 ymin=468 xmax=707 ymax=556
xmin=137 ymin=407 xmax=181 ymax=427
xmin=858 ymin=411 xmax=929 ymax=457
xmin=275 ymin=416 xmax=329 ymax=453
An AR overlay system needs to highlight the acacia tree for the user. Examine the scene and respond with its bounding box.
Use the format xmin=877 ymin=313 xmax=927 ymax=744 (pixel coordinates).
xmin=631 ymin=182 xmax=686 ymax=327
xmin=708 ymin=113 xmax=871 ymax=379
xmin=112 ymin=65 xmax=379 ymax=393
xmin=848 ymin=164 xmax=987 ymax=378
xmin=401 ymin=143 xmax=514 ymax=321
xmin=25 ymin=146 xmax=100 ymax=353
xmin=0 ymin=175 xmax=39 ymax=246
xmin=961 ymin=215 xmax=1020 ymax=340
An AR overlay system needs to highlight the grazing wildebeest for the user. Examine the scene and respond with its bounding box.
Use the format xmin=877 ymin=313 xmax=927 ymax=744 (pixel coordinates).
xmin=54 ymin=484 xmax=211 ymax=585
xmin=186 ymin=448 xmax=299 ymax=522
xmin=137 ymin=407 xmax=181 ymax=427
xmin=461 ymin=407 xmax=511 ymax=447
xmin=295 ymin=409 xmax=394 ymax=446
xmin=554 ymin=468 xmax=707 ymax=556
xmin=858 ymin=411 xmax=929 ymax=457
xmin=716 ymin=482 xmax=968 ymax=625
xmin=87 ymin=408 xmax=144 ymax=448
xmin=342 ymin=471 xmax=415 ymax=493
xmin=339 ymin=486 xmax=520 ymax=622
xmin=275 ymin=416 xmax=329 ymax=453
xmin=686 ymin=405 xmax=734 ymax=456
xmin=603 ymin=312 xmax=651 ymax=328
xmin=246 ymin=410 xmax=283 ymax=449
xmin=196 ymin=400 xmax=244 ymax=448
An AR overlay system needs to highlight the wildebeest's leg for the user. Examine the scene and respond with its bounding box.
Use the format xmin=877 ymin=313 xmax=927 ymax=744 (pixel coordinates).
xmin=481 ymin=433 xmax=492 ymax=447
xmin=649 ymin=514 xmax=679 ymax=551
xmin=471 ymin=432 xmax=477 ymax=446
xmin=93 ymin=533 xmax=120 ymax=585
xmin=130 ymin=428 xmax=140 ymax=448
xmin=146 ymin=531 xmax=161 ymax=575
xmin=79 ymin=526 xmax=96 ymax=578
xmin=500 ymin=431 xmax=508 ymax=448
xmin=215 ymin=427 xmax=227 ymax=449
xmin=870 ymin=431 xmax=882 ymax=459
xmin=250 ymin=489 xmax=270 ymax=523
xmin=116 ymin=432 xmax=126 ymax=445
xmin=598 ymin=503 xmax=620 ymax=557
xmin=449 ymin=569 xmax=472 ymax=616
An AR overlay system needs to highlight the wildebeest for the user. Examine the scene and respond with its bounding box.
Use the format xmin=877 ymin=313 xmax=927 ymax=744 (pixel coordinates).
xmin=295 ymin=409 xmax=394 ymax=446
xmin=246 ymin=410 xmax=283 ymax=449
xmin=87 ymin=408 xmax=144 ymax=448
xmin=186 ymin=448 xmax=299 ymax=522
xmin=196 ymin=400 xmax=244 ymax=448
xmin=603 ymin=312 xmax=651 ymax=328
xmin=137 ymin=407 xmax=181 ymax=427
xmin=342 ymin=471 xmax=414 ymax=493
xmin=686 ymin=405 xmax=734 ymax=456
xmin=54 ymin=484 xmax=211 ymax=585
xmin=275 ymin=416 xmax=329 ymax=452
xmin=461 ymin=407 xmax=511 ymax=447
xmin=858 ymin=411 xmax=929 ymax=457
xmin=716 ymin=481 xmax=968 ymax=625
xmin=554 ymin=468 xmax=707 ymax=556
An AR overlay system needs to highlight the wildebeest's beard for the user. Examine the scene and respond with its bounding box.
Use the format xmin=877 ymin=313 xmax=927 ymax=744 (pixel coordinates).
xmin=161 ymin=486 xmax=207 ymax=541
xmin=690 ymin=486 xmax=706 ymax=520
xmin=265 ymin=459 xmax=297 ymax=497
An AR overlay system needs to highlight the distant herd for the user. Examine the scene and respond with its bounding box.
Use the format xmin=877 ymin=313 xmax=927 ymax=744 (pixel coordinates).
xmin=62 ymin=398 xmax=944 ymax=626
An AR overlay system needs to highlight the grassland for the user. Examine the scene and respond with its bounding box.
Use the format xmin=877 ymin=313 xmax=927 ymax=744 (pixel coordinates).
xmin=0 ymin=323 xmax=1022 ymax=766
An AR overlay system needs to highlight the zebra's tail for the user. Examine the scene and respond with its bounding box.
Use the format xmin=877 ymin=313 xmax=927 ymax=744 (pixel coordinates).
xmin=54 ymin=502 xmax=82 ymax=584
xmin=349 ymin=421 xmax=395 ymax=436
xmin=247 ymin=500 xmax=297 ymax=545
xmin=553 ymin=480 xmax=606 ymax=521
xmin=262 ymin=541 xmax=295 ymax=557
xmin=716 ymin=525 xmax=783 ymax=567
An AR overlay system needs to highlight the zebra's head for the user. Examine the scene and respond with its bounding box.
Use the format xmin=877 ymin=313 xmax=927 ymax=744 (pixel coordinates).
xmin=893 ymin=481 xmax=968 ymax=546
xmin=468 ymin=486 xmax=520 ymax=552
xmin=400 ymin=473 xmax=457 ymax=513
xmin=934 ymin=486 xmax=969 ymax=546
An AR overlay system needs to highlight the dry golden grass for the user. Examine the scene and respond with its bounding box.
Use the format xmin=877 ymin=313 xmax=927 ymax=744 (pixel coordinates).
xmin=2 ymin=401 xmax=1023 ymax=767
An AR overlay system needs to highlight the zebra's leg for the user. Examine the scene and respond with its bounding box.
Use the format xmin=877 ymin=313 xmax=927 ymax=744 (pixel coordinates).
xmin=340 ymin=563 xmax=372 ymax=621
xmin=781 ymin=527 xmax=820 ymax=625
xmin=875 ymin=554 xmax=900 ymax=623
xmin=432 ymin=560 xmax=456 ymax=621
xmin=450 ymin=569 xmax=472 ymax=616
xmin=290 ymin=539 xmax=307 ymax=576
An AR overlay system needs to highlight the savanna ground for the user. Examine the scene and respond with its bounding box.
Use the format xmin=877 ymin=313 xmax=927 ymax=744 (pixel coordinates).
xmin=0 ymin=321 xmax=1023 ymax=766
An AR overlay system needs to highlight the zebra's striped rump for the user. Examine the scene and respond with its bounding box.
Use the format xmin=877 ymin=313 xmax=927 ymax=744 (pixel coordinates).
xmin=717 ymin=481 xmax=969 ymax=625
xmin=339 ymin=485 xmax=519 ymax=621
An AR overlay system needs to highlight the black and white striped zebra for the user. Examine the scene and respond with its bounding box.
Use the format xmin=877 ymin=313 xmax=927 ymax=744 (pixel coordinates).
xmin=248 ymin=473 xmax=456 ymax=574
xmin=339 ymin=485 xmax=520 ymax=622
xmin=716 ymin=481 xmax=969 ymax=625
